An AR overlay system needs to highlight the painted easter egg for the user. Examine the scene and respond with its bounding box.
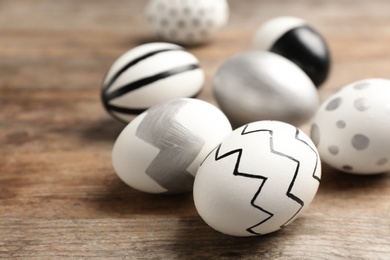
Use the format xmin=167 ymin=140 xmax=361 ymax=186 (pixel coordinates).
xmin=145 ymin=0 xmax=229 ymax=45
xmin=112 ymin=98 xmax=232 ymax=194
xmin=311 ymin=78 xmax=390 ymax=174
xmin=194 ymin=120 xmax=321 ymax=236
xmin=253 ymin=16 xmax=331 ymax=87
xmin=101 ymin=42 xmax=204 ymax=123
xmin=213 ymin=51 xmax=320 ymax=127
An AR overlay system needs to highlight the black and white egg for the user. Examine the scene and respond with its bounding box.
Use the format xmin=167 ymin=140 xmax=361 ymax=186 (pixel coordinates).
xmin=101 ymin=42 xmax=204 ymax=123
xmin=311 ymin=78 xmax=390 ymax=174
xmin=253 ymin=16 xmax=331 ymax=87
xmin=194 ymin=120 xmax=321 ymax=236
xmin=213 ymin=51 xmax=320 ymax=127
xmin=145 ymin=0 xmax=229 ymax=45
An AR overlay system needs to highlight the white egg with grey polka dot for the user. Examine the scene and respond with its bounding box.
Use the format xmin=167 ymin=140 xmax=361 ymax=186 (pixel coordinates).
xmin=145 ymin=0 xmax=229 ymax=45
xmin=311 ymin=78 xmax=390 ymax=174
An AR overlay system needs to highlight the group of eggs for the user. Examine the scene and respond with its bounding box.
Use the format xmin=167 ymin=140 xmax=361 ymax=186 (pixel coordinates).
xmin=101 ymin=0 xmax=390 ymax=237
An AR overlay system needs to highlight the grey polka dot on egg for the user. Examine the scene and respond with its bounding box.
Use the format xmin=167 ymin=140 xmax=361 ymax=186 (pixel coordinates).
xmin=377 ymin=158 xmax=388 ymax=166
xmin=351 ymin=134 xmax=370 ymax=150
xmin=326 ymin=97 xmax=342 ymax=111
xmin=354 ymin=98 xmax=371 ymax=112
xmin=353 ymin=81 xmax=370 ymax=90
xmin=336 ymin=120 xmax=346 ymax=129
xmin=310 ymin=123 xmax=320 ymax=146
xmin=160 ymin=18 xmax=169 ymax=27
xmin=193 ymin=18 xmax=200 ymax=26
xmin=177 ymin=20 xmax=186 ymax=28
xmin=328 ymin=145 xmax=339 ymax=155
xmin=343 ymin=165 xmax=353 ymax=171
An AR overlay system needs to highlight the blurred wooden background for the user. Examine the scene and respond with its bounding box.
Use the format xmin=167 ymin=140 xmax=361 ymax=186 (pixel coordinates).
xmin=0 ymin=0 xmax=389 ymax=259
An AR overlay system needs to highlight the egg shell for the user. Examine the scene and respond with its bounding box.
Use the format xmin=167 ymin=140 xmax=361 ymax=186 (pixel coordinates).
xmin=213 ymin=51 xmax=320 ymax=127
xmin=145 ymin=0 xmax=229 ymax=45
xmin=194 ymin=120 xmax=321 ymax=236
xmin=101 ymin=42 xmax=204 ymax=123
xmin=311 ymin=78 xmax=390 ymax=174
xmin=253 ymin=16 xmax=331 ymax=87
xmin=112 ymin=98 xmax=232 ymax=194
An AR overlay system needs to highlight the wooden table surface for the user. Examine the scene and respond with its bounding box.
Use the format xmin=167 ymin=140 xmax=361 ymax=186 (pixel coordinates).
xmin=1 ymin=0 xmax=389 ymax=259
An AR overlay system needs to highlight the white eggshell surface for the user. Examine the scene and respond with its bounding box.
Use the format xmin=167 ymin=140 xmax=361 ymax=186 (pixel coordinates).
xmin=194 ymin=120 xmax=321 ymax=236
xmin=112 ymin=98 xmax=232 ymax=194
xmin=102 ymin=42 xmax=204 ymax=123
xmin=252 ymin=16 xmax=305 ymax=50
xmin=145 ymin=0 xmax=229 ymax=45
xmin=213 ymin=51 xmax=319 ymax=127
xmin=311 ymin=78 xmax=390 ymax=174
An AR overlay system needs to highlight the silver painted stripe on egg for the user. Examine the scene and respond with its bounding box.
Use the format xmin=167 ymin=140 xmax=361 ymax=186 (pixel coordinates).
xmin=136 ymin=99 xmax=204 ymax=193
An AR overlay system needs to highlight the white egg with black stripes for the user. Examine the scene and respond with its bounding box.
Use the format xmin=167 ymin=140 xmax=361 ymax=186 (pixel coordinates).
xmin=112 ymin=98 xmax=232 ymax=194
xmin=101 ymin=42 xmax=204 ymax=123
xmin=194 ymin=120 xmax=321 ymax=236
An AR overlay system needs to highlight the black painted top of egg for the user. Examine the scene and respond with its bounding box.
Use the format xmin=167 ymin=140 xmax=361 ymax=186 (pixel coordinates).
xmin=253 ymin=16 xmax=331 ymax=87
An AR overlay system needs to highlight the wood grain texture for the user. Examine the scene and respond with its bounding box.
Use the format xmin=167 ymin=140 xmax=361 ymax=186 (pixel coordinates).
xmin=0 ymin=0 xmax=389 ymax=259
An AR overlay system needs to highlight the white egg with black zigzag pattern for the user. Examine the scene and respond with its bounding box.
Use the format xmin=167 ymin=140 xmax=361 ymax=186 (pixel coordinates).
xmin=101 ymin=42 xmax=205 ymax=123
xmin=194 ymin=120 xmax=321 ymax=236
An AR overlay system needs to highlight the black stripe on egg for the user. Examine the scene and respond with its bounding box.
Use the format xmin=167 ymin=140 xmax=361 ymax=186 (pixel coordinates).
xmin=105 ymin=63 xmax=199 ymax=101
xmin=102 ymin=47 xmax=182 ymax=91
xmin=105 ymin=104 xmax=147 ymax=116
xmin=101 ymin=47 xmax=201 ymax=122
xmin=270 ymin=25 xmax=331 ymax=87
xmin=105 ymin=87 xmax=202 ymax=122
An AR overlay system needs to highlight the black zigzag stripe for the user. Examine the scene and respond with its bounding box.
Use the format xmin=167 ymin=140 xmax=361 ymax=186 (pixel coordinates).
xmin=102 ymin=47 xmax=183 ymax=91
xmin=204 ymin=124 xmax=320 ymax=235
xmin=211 ymin=126 xmax=274 ymax=236
xmin=104 ymin=64 xmax=200 ymax=101
xmin=212 ymin=142 xmax=274 ymax=235
xmin=280 ymin=128 xmax=321 ymax=227
xmin=295 ymin=128 xmax=321 ymax=182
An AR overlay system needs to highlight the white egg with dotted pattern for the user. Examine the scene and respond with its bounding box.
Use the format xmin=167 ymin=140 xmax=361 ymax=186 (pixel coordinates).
xmin=311 ymin=78 xmax=390 ymax=174
xmin=145 ymin=0 xmax=229 ymax=45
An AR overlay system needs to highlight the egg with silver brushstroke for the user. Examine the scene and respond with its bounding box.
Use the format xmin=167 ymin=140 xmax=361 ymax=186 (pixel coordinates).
xmin=213 ymin=51 xmax=320 ymax=127
xmin=101 ymin=42 xmax=204 ymax=123
xmin=112 ymin=98 xmax=232 ymax=194
xmin=311 ymin=78 xmax=390 ymax=174
xmin=253 ymin=16 xmax=331 ymax=87
xmin=194 ymin=120 xmax=321 ymax=236
xmin=145 ymin=0 xmax=229 ymax=45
